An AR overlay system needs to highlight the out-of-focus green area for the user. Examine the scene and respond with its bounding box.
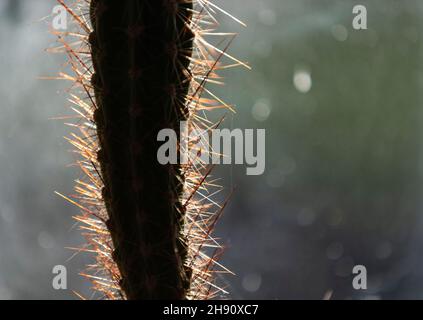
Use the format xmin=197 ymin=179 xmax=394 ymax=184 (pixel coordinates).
xmin=0 ymin=0 xmax=423 ymax=299
xmin=216 ymin=0 xmax=423 ymax=299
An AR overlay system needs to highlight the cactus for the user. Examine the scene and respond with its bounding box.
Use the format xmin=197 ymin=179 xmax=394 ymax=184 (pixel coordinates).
xmin=51 ymin=0 xmax=245 ymax=299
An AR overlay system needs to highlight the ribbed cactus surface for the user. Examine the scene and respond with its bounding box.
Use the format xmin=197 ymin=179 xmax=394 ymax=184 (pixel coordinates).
xmin=89 ymin=0 xmax=193 ymax=300
xmin=52 ymin=0 xmax=245 ymax=299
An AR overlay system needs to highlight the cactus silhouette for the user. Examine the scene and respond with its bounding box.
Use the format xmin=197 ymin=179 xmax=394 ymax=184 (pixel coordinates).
xmin=51 ymin=0 xmax=246 ymax=299
xmin=89 ymin=0 xmax=195 ymax=300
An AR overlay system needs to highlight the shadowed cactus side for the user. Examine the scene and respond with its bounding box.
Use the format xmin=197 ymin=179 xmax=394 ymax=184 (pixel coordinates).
xmin=89 ymin=0 xmax=194 ymax=300
xmin=51 ymin=0 xmax=246 ymax=299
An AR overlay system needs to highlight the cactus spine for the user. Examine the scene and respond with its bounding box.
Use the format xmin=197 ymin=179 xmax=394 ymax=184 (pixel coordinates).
xmin=52 ymin=0 xmax=245 ymax=299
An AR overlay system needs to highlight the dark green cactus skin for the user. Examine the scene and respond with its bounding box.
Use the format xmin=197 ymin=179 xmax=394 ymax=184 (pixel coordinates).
xmin=89 ymin=0 xmax=194 ymax=299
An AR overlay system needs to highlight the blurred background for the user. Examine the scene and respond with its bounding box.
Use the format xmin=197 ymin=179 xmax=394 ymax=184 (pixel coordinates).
xmin=0 ymin=0 xmax=423 ymax=299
